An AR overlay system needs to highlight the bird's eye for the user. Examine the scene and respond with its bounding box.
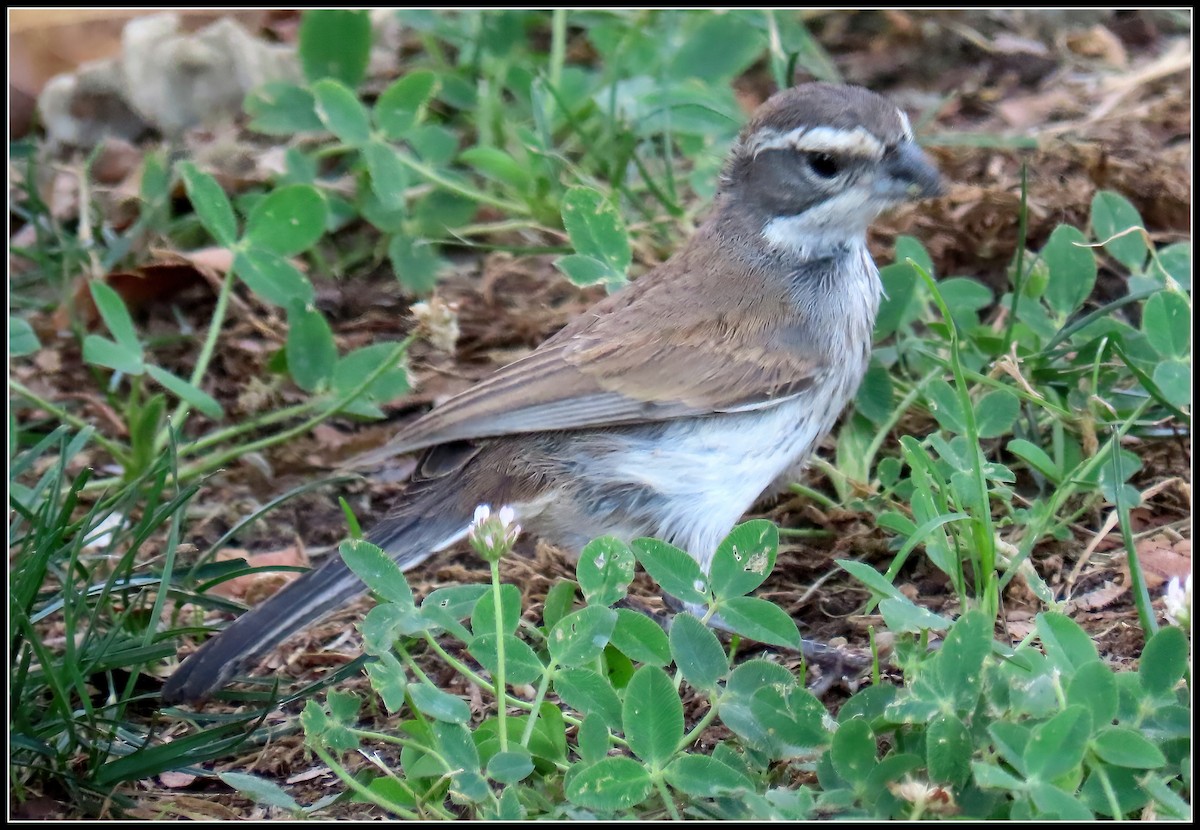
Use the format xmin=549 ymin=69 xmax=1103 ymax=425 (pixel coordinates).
xmin=805 ymin=153 xmax=840 ymax=179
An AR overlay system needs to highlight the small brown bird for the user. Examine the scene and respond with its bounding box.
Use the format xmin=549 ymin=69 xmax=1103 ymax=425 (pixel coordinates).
xmin=163 ymin=82 xmax=943 ymax=705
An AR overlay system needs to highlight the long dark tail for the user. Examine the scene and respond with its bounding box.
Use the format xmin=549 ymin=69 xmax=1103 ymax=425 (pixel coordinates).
xmin=161 ymin=505 xmax=466 ymax=705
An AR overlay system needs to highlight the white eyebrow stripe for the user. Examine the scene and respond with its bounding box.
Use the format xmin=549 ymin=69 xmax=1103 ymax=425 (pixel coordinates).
xmin=750 ymin=125 xmax=885 ymax=160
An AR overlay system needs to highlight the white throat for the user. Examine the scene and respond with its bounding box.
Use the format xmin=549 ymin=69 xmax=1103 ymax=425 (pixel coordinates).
xmin=761 ymin=189 xmax=883 ymax=260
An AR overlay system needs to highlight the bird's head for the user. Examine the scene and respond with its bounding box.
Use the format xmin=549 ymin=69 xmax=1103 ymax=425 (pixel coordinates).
xmin=719 ymin=83 xmax=943 ymax=259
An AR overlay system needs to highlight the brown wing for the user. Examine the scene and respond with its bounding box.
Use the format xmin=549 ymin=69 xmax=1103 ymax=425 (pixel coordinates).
xmin=350 ymin=322 xmax=825 ymax=468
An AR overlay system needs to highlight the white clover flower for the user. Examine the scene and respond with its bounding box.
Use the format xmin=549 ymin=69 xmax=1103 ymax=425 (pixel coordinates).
xmin=888 ymin=777 xmax=956 ymax=815
xmin=468 ymin=503 xmax=521 ymax=563
xmin=1164 ymin=574 xmax=1191 ymax=629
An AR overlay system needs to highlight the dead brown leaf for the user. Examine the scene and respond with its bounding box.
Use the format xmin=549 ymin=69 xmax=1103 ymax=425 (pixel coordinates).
xmin=55 ymin=260 xmax=210 ymax=330
xmin=1065 ymin=24 xmax=1129 ymax=68
xmin=1133 ymin=534 xmax=1191 ymax=590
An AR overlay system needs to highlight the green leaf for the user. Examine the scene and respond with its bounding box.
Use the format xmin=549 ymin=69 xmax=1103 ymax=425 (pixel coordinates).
xmin=1141 ymin=290 xmax=1190 ymax=359
xmin=432 ymin=722 xmax=487 ymax=802
xmin=1007 ymin=438 xmax=1061 ymax=482
xmin=560 ymin=186 xmax=630 ymax=276
xmin=878 ymin=596 xmax=952 ymax=633
xmin=974 ymin=388 xmax=1019 ymax=439
xmin=1065 ymin=660 xmax=1118 ymax=728
xmin=363 ymin=140 xmax=410 ymax=211
xmin=89 ymin=280 xmax=140 ymax=352
xmin=233 ymin=249 xmax=315 ymax=306
xmin=460 ymin=146 xmax=533 ymax=194
xmin=1138 ymin=772 xmax=1192 ymax=819
xmin=1091 ymin=726 xmax=1166 ymax=769
xmin=420 ymin=584 xmax=487 ymax=636
xmin=218 ymin=771 xmax=301 ymax=811
xmin=875 ymin=261 xmax=918 ymax=339
xmin=939 ymin=276 xmax=994 ymax=328
xmin=361 ymin=604 xmax=427 ymax=654
xmin=408 ymin=681 xmax=470 ymax=724
xmin=541 ymin=579 xmax=577 ymax=629
xmin=243 ymin=185 xmax=327 ymax=256
xmin=9 ymin=317 xmax=40 ymax=356
xmin=299 ymin=9 xmax=371 ymax=86
xmin=468 ymin=634 xmax=545 ymax=686
xmin=665 ymin=754 xmax=754 ymax=797
xmin=669 ymin=612 xmax=728 ymax=690
xmin=855 ymin=361 xmax=894 ymax=424
xmin=300 ymin=698 xmax=359 ymax=751
xmin=1037 ymin=612 xmax=1098 ymax=672
xmin=82 ymin=335 xmax=144 ymax=375
xmin=668 ymin=12 xmax=762 ymax=83
xmin=313 ymin=78 xmax=372 ymax=146
xmin=1041 ymin=225 xmax=1097 ymax=316
xmin=838 ymin=683 xmax=896 ymax=725
xmin=727 ymin=659 xmax=795 ymax=697
xmin=471 ymin=583 xmax=522 ymax=637
xmin=718 ymin=596 xmax=800 ymax=648
xmin=577 ymin=712 xmax=610 ymax=766
xmin=831 ymin=717 xmax=876 ymax=787
xmin=925 ymin=379 xmax=967 ymax=434
xmin=339 ymin=539 xmax=413 ymax=606
xmin=1139 ymin=625 xmax=1188 ymax=696
xmin=244 ymin=82 xmax=323 ymax=134
xmin=332 ymin=342 xmax=411 ymax=418
xmin=554 ymin=667 xmax=623 ymax=730
xmin=1154 ymin=242 xmax=1191 ymax=288
xmin=746 ymin=683 xmax=830 ymax=757
xmin=565 ymin=756 xmax=652 ymax=811
xmin=486 ymin=748 xmax=534 ymax=785
xmin=926 ymin=713 xmax=972 ymax=788
xmin=623 ymin=665 xmax=683 ymax=768
xmin=408 ymin=123 xmax=461 ymax=166
xmin=1151 ymin=359 xmax=1190 ymax=409
xmin=1029 ymin=780 xmax=1093 ymax=820
xmin=934 ymin=610 xmax=991 ymax=713
xmin=610 ymin=608 xmax=671 ymax=666
xmin=180 ymin=162 xmax=237 ymax=246
xmin=709 ymin=520 xmax=777 ymax=599
xmin=548 ymin=605 xmax=617 ymax=667
xmin=972 ymin=760 xmax=1025 ymax=791
xmin=1024 ymin=705 xmax=1092 ymax=780
xmin=285 ymin=300 xmax=337 ymax=393
xmin=576 ymin=536 xmax=636 ymax=607
xmin=631 ymin=538 xmax=709 ymax=606
xmin=837 ymin=559 xmax=905 ymax=602
xmin=1091 ymin=190 xmax=1148 ymax=272
xmin=553 ymin=253 xmax=623 ymax=287
xmin=145 ymin=366 xmax=223 ymax=419
xmin=375 ymin=70 xmax=439 ymax=139
xmin=388 ymin=234 xmax=446 ymax=295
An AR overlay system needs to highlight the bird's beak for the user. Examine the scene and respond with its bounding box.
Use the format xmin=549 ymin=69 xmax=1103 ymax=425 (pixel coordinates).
xmin=879 ymin=141 xmax=944 ymax=201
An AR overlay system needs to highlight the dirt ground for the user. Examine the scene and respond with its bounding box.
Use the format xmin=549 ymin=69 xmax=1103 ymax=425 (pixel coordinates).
xmin=9 ymin=9 xmax=1191 ymax=820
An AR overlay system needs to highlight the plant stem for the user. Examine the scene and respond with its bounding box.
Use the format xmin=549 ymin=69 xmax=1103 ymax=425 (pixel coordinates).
xmin=171 ymin=335 xmax=414 ymax=482
xmin=177 ymin=400 xmax=316 ymax=458
xmin=9 ymin=380 xmax=129 ymax=461
xmin=310 ymin=744 xmax=423 ymax=819
xmin=519 ymin=659 xmax=556 ymax=748
xmin=490 ymin=559 xmax=509 ymax=752
xmin=654 ymin=775 xmax=682 ymax=821
xmin=157 ymin=264 xmax=238 ymax=453
xmin=549 ymin=9 xmax=567 ymax=91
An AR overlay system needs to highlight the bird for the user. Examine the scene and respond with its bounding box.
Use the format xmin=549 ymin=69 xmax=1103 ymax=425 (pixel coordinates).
xmin=162 ymin=82 xmax=943 ymax=705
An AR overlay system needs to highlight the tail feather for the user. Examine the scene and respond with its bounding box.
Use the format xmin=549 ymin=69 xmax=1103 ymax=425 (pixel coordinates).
xmin=162 ymin=507 xmax=466 ymax=705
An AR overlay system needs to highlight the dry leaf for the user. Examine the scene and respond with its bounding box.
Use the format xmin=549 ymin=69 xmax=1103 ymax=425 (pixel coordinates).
xmin=1134 ymin=534 xmax=1191 ymax=590
xmin=159 ymin=770 xmax=198 ymax=789
xmin=1065 ymin=24 xmax=1128 ymax=68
